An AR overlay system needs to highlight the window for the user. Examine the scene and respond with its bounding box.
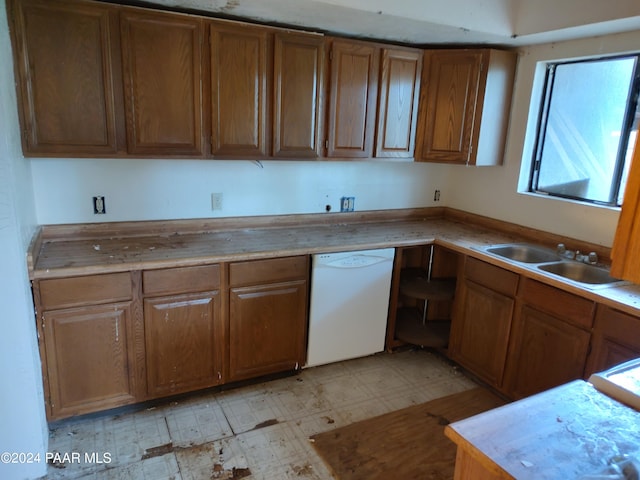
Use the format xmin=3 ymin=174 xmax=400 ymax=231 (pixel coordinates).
xmin=530 ymin=54 xmax=640 ymax=206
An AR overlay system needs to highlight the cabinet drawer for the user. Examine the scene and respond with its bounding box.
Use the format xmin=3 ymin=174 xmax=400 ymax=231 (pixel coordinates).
xmin=39 ymin=273 xmax=132 ymax=310
xmin=593 ymin=305 xmax=640 ymax=345
xmin=465 ymin=257 xmax=518 ymax=297
xmin=519 ymin=278 xmax=595 ymax=330
xmin=230 ymin=256 xmax=309 ymax=287
xmin=143 ymin=265 xmax=220 ymax=296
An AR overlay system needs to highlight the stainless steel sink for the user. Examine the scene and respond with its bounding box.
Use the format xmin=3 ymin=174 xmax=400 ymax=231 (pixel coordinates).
xmin=482 ymin=243 xmax=562 ymax=263
xmin=537 ymin=261 xmax=625 ymax=286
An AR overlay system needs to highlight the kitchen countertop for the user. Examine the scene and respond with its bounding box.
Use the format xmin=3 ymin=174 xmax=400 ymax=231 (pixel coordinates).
xmin=28 ymin=208 xmax=640 ymax=316
xmin=444 ymin=380 xmax=640 ymax=479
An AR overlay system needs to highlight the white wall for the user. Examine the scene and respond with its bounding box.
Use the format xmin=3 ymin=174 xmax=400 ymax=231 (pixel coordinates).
xmin=447 ymin=29 xmax=640 ymax=247
xmin=0 ymin=1 xmax=48 ymax=479
xmin=30 ymin=158 xmax=452 ymax=224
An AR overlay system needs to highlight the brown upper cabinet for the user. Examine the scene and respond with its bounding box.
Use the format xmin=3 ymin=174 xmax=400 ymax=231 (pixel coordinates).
xmin=325 ymin=39 xmax=423 ymax=160
xmin=210 ymin=22 xmax=271 ymax=158
xmin=375 ymin=48 xmax=423 ymax=159
xmin=9 ymin=0 xmax=513 ymax=163
xmin=273 ymin=32 xmax=325 ymax=158
xmin=325 ymin=39 xmax=380 ymax=158
xmin=9 ymin=0 xmax=124 ymax=156
xmin=415 ymin=49 xmax=516 ymax=165
xmin=120 ymin=8 xmax=204 ymax=156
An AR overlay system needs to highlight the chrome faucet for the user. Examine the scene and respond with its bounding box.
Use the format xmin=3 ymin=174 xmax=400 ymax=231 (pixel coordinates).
xmin=556 ymin=244 xmax=598 ymax=265
xmin=576 ymin=251 xmax=598 ymax=265
xmin=556 ymin=243 xmax=573 ymax=259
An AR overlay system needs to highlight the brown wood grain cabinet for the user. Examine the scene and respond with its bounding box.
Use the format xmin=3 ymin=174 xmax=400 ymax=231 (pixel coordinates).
xmin=585 ymin=304 xmax=640 ymax=377
xmin=210 ymin=22 xmax=271 ymax=157
xmin=142 ymin=265 xmax=223 ymax=397
xmin=120 ymin=8 xmax=204 ymax=155
xmin=325 ymin=39 xmax=380 ymax=158
xmin=273 ymin=32 xmax=324 ymax=158
xmin=10 ymin=0 xmax=426 ymax=160
xmin=503 ymin=279 xmax=594 ymax=399
xmin=34 ymin=272 xmax=143 ymax=419
xmin=449 ymin=257 xmax=518 ymax=388
xmin=611 ymin=134 xmax=640 ymax=282
xmin=9 ymin=0 xmax=124 ymax=156
xmin=375 ymin=48 xmax=422 ymax=159
xmin=325 ymin=39 xmax=423 ymax=159
xmin=415 ymin=49 xmax=516 ymax=165
xmin=228 ymin=256 xmax=309 ymax=382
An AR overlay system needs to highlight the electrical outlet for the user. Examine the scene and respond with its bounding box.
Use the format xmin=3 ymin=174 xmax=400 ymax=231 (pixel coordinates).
xmin=211 ymin=192 xmax=223 ymax=211
xmin=340 ymin=196 xmax=355 ymax=212
xmin=434 ymin=189 xmax=441 ymax=202
xmin=93 ymin=196 xmax=106 ymax=214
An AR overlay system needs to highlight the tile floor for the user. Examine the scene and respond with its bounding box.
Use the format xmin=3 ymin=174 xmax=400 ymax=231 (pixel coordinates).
xmin=43 ymin=349 xmax=477 ymax=479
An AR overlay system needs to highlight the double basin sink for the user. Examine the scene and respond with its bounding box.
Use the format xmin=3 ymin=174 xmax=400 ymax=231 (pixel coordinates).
xmin=477 ymin=243 xmax=626 ymax=289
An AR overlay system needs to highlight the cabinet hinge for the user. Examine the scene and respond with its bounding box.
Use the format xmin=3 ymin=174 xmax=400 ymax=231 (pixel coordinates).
xmin=324 ymin=140 xmax=329 ymax=149
xmin=217 ymin=371 xmax=222 ymax=380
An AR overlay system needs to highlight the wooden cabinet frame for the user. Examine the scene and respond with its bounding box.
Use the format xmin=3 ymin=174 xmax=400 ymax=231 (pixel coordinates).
xmin=415 ymin=49 xmax=515 ymax=165
xmin=32 ymin=271 xmax=145 ymax=420
xmin=273 ymin=32 xmax=325 ymax=158
xmin=120 ymin=8 xmax=205 ymax=155
xmin=9 ymin=0 xmax=516 ymax=162
xmin=9 ymin=0 xmax=125 ymax=155
xmin=209 ymin=22 xmax=271 ymax=157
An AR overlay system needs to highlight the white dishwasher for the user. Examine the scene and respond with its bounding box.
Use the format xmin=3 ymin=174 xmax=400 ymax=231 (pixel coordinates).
xmin=306 ymin=248 xmax=395 ymax=367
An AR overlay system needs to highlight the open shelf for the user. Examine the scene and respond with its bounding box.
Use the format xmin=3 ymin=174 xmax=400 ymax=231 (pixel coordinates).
xmin=400 ymin=268 xmax=456 ymax=301
xmin=395 ymin=308 xmax=451 ymax=348
xmin=386 ymin=245 xmax=459 ymax=351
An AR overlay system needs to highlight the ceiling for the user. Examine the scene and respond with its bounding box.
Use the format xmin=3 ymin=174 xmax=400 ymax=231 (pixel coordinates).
xmin=131 ymin=0 xmax=640 ymax=46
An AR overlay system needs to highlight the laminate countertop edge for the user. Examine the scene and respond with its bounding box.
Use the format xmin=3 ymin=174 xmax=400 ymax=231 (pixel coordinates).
xmin=28 ymin=208 xmax=640 ymax=317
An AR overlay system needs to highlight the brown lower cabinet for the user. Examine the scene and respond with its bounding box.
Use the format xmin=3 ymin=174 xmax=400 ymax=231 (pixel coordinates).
xmin=228 ymin=256 xmax=309 ymax=382
xmin=502 ymin=279 xmax=594 ymax=399
xmin=142 ymin=264 xmax=223 ymax=397
xmin=33 ymin=256 xmax=309 ymax=420
xmin=585 ymin=304 xmax=640 ymax=377
xmin=35 ymin=272 xmax=143 ymax=419
xmin=449 ymin=257 xmax=518 ymax=389
xmin=449 ymin=256 xmax=600 ymax=400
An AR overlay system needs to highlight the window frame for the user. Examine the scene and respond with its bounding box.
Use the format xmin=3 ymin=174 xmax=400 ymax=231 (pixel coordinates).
xmin=529 ymin=53 xmax=640 ymax=207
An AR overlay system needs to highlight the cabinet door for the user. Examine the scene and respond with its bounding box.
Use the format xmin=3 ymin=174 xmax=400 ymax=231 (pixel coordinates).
xmin=43 ymin=302 xmax=137 ymax=419
xmin=415 ymin=49 xmax=483 ymax=164
xmin=585 ymin=305 xmax=640 ymax=377
xmin=10 ymin=0 xmax=121 ymax=155
xmin=326 ymin=39 xmax=379 ymax=158
xmin=121 ymin=9 xmax=204 ymax=155
xmin=144 ymin=291 xmax=222 ymax=397
xmin=210 ymin=23 xmax=270 ymax=157
xmin=449 ymin=279 xmax=514 ymax=388
xmin=229 ymin=280 xmax=307 ymax=382
xmin=273 ymin=33 xmax=324 ymax=158
xmin=375 ymin=48 xmax=422 ymax=158
xmin=504 ymin=305 xmax=591 ymax=399
xmin=611 ymin=134 xmax=640 ymax=282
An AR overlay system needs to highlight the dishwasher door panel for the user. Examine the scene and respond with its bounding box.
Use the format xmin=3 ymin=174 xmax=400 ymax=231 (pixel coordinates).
xmin=306 ymin=248 xmax=395 ymax=367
